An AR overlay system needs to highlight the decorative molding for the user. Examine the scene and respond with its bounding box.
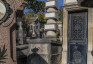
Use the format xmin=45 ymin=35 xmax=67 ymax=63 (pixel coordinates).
xmin=0 ymin=0 xmax=12 ymax=24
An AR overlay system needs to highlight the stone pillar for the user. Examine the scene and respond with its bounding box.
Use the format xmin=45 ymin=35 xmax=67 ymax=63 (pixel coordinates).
xmin=87 ymin=8 xmax=93 ymax=64
xmin=45 ymin=0 xmax=58 ymax=37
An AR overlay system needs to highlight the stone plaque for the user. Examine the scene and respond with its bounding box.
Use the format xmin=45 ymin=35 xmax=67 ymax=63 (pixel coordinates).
xmin=45 ymin=12 xmax=58 ymax=20
xmin=45 ymin=1 xmax=58 ymax=8
xmin=45 ymin=12 xmax=55 ymax=18
xmin=44 ymin=24 xmax=55 ymax=30
xmin=66 ymin=0 xmax=77 ymax=3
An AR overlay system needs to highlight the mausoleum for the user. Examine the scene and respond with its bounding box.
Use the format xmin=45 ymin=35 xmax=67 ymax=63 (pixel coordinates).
xmin=62 ymin=0 xmax=93 ymax=64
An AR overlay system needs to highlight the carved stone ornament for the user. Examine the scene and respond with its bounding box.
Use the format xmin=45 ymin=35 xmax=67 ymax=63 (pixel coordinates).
xmin=0 ymin=0 xmax=12 ymax=24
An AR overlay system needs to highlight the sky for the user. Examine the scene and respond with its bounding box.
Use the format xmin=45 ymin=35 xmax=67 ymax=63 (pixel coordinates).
xmin=24 ymin=0 xmax=63 ymax=13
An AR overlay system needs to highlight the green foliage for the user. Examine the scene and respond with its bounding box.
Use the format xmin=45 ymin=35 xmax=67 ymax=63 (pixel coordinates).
xmin=22 ymin=10 xmax=46 ymax=33
xmin=22 ymin=11 xmax=36 ymax=28
xmin=0 ymin=45 xmax=7 ymax=63
xmin=24 ymin=11 xmax=36 ymax=19
xmin=25 ymin=0 xmax=45 ymax=14
xmin=37 ymin=11 xmax=45 ymax=21
xmin=23 ymin=10 xmax=46 ymax=22
xmin=58 ymin=7 xmax=63 ymax=22
xmin=23 ymin=0 xmax=46 ymax=22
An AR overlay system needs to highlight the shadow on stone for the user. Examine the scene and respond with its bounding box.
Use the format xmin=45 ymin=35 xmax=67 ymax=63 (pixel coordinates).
xmin=27 ymin=48 xmax=48 ymax=64
xmin=91 ymin=50 xmax=93 ymax=56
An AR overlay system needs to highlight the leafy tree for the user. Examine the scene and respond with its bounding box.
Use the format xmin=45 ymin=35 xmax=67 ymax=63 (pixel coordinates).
xmin=25 ymin=0 xmax=45 ymax=14
xmin=23 ymin=11 xmax=36 ymax=20
xmin=58 ymin=7 xmax=63 ymax=22
xmin=23 ymin=0 xmax=46 ymax=22
xmin=0 ymin=45 xmax=7 ymax=63
xmin=37 ymin=11 xmax=45 ymax=21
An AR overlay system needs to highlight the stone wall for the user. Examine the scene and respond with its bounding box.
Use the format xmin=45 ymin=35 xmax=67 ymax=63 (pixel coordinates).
xmin=0 ymin=0 xmax=25 ymax=64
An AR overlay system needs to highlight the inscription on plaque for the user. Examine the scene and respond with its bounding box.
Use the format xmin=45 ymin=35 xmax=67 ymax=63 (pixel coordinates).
xmin=45 ymin=12 xmax=58 ymax=20
xmin=66 ymin=0 xmax=77 ymax=3
xmin=46 ymin=1 xmax=55 ymax=7
xmin=45 ymin=12 xmax=55 ymax=18
xmin=45 ymin=24 xmax=55 ymax=30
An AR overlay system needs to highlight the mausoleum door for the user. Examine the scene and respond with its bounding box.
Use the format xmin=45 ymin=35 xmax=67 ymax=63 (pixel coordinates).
xmin=67 ymin=10 xmax=88 ymax=64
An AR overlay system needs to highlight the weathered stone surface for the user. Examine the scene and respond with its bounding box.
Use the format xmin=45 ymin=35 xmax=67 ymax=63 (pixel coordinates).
xmin=28 ymin=44 xmax=50 ymax=55
xmin=65 ymin=0 xmax=77 ymax=3
xmin=26 ymin=38 xmax=62 ymax=64
xmin=27 ymin=43 xmax=51 ymax=64
xmin=46 ymin=31 xmax=57 ymax=37
xmin=0 ymin=0 xmax=25 ymax=64
xmin=77 ymin=0 xmax=93 ymax=7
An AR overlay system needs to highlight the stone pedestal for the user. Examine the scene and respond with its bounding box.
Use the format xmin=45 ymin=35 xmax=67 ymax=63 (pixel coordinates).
xmin=45 ymin=0 xmax=58 ymax=38
xmin=27 ymin=38 xmax=62 ymax=64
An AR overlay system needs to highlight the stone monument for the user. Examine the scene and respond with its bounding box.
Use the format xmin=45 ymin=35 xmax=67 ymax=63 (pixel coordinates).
xmin=16 ymin=0 xmax=62 ymax=64
xmin=0 ymin=0 xmax=26 ymax=64
xmin=26 ymin=0 xmax=62 ymax=64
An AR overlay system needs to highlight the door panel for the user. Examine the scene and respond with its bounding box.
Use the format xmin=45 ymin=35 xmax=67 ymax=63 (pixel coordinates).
xmin=67 ymin=11 xmax=88 ymax=64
